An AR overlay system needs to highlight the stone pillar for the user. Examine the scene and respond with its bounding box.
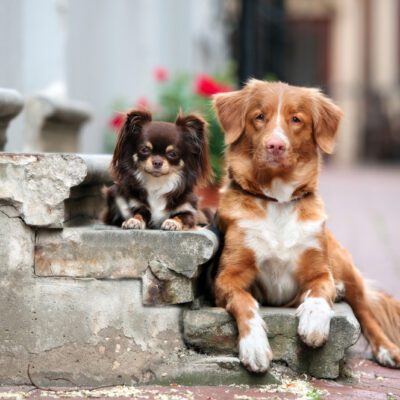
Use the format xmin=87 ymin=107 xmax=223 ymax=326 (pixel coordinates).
xmin=330 ymin=0 xmax=365 ymax=165
xmin=23 ymin=95 xmax=91 ymax=153
xmin=370 ymin=0 xmax=399 ymax=92
xmin=0 ymin=89 xmax=24 ymax=150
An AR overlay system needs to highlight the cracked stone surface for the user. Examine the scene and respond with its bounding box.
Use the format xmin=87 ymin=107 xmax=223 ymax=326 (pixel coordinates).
xmin=0 ymin=211 xmax=190 ymax=386
xmin=0 ymin=153 xmax=87 ymax=227
xmin=35 ymin=225 xmax=218 ymax=304
xmin=183 ymin=304 xmax=361 ymax=379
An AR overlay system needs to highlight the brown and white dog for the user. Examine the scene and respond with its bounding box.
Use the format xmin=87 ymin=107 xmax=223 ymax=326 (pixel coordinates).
xmin=102 ymin=109 xmax=212 ymax=230
xmin=212 ymin=79 xmax=400 ymax=373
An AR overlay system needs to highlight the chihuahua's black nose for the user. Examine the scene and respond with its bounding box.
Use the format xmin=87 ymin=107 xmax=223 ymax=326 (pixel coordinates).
xmin=152 ymin=157 xmax=163 ymax=169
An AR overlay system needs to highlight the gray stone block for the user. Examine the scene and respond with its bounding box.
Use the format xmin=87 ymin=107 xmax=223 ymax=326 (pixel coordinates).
xmin=35 ymin=226 xmax=218 ymax=304
xmin=24 ymin=95 xmax=91 ymax=152
xmin=0 ymin=89 xmax=24 ymax=150
xmin=0 ymin=211 xmax=191 ymax=387
xmin=183 ymin=304 xmax=361 ymax=379
xmin=0 ymin=153 xmax=87 ymax=227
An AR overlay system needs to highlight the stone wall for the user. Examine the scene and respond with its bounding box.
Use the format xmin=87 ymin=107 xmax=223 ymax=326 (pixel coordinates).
xmin=0 ymin=152 xmax=218 ymax=386
xmin=0 ymin=151 xmax=361 ymax=386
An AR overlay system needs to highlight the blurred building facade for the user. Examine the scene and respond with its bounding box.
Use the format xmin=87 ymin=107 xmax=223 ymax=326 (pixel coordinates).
xmin=1 ymin=0 xmax=399 ymax=164
xmin=0 ymin=0 xmax=229 ymax=153
xmin=234 ymin=0 xmax=400 ymax=164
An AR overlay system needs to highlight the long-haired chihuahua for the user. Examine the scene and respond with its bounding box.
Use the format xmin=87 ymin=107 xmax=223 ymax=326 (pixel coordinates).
xmin=102 ymin=109 xmax=213 ymax=230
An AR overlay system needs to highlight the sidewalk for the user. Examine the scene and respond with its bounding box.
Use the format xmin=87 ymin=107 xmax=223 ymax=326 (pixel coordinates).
xmin=0 ymin=358 xmax=398 ymax=399
xmin=320 ymin=165 xmax=400 ymax=298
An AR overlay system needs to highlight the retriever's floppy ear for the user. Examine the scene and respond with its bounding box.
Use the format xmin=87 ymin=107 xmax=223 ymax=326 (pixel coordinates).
xmin=111 ymin=109 xmax=152 ymax=180
xmin=176 ymin=112 xmax=213 ymax=185
xmin=212 ymin=90 xmax=246 ymax=145
xmin=311 ymin=90 xmax=343 ymax=154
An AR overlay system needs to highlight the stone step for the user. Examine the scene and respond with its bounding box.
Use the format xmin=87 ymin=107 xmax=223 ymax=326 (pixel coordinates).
xmin=35 ymin=225 xmax=218 ymax=305
xmin=183 ymin=304 xmax=361 ymax=379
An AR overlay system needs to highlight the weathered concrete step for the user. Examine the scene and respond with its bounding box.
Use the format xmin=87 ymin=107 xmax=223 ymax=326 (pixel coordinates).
xmin=35 ymin=226 xmax=218 ymax=305
xmin=183 ymin=303 xmax=361 ymax=379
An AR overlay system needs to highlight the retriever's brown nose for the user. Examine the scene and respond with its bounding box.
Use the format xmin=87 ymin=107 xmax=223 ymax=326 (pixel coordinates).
xmin=266 ymin=138 xmax=286 ymax=156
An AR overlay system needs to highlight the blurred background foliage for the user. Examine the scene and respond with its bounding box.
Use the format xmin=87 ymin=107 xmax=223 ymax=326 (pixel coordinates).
xmin=105 ymin=65 xmax=236 ymax=182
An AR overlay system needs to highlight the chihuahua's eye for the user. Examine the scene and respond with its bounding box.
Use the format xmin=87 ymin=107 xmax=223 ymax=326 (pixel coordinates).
xmin=139 ymin=146 xmax=151 ymax=155
xmin=255 ymin=113 xmax=265 ymax=121
xmin=167 ymin=151 xmax=178 ymax=159
xmin=291 ymin=116 xmax=301 ymax=123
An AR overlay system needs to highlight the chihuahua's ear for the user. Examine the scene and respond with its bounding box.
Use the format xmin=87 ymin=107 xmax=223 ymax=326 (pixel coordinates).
xmin=212 ymin=90 xmax=247 ymax=145
xmin=111 ymin=109 xmax=152 ymax=179
xmin=176 ymin=112 xmax=213 ymax=185
xmin=310 ymin=90 xmax=343 ymax=154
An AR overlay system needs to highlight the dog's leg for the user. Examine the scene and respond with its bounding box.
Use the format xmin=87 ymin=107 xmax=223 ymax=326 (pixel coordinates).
xmin=162 ymin=212 xmax=195 ymax=231
xmin=327 ymin=230 xmax=400 ymax=368
xmin=215 ymin=230 xmax=272 ymax=373
xmin=341 ymin=262 xmax=400 ymax=367
xmin=121 ymin=206 xmax=151 ymax=230
xmin=295 ymin=249 xmax=336 ymax=348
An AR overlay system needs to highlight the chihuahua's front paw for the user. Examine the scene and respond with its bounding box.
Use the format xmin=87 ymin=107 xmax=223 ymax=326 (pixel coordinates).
xmin=122 ymin=217 xmax=145 ymax=230
xmin=161 ymin=218 xmax=182 ymax=231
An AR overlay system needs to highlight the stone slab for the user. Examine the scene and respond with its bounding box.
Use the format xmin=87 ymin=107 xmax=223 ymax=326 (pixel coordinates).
xmin=183 ymin=304 xmax=361 ymax=379
xmin=35 ymin=226 xmax=218 ymax=304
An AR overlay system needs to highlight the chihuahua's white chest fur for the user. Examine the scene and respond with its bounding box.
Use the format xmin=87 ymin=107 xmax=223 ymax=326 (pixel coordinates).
xmin=137 ymin=171 xmax=182 ymax=227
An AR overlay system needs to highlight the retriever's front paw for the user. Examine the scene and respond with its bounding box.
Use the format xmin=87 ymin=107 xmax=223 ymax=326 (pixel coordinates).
xmin=239 ymin=314 xmax=273 ymax=373
xmin=122 ymin=217 xmax=145 ymax=230
xmin=161 ymin=218 xmax=182 ymax=231
xmin=296 ymin=297 xmax=333 ymax=348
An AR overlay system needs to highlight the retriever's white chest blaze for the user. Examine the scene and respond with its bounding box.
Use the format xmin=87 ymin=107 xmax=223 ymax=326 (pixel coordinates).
xmin=238 ymin=201 xmax=324 ymax=305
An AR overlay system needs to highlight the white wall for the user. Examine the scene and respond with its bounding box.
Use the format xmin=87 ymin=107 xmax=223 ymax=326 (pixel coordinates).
xmin=0 ymin=0 xmax=229 ymax=153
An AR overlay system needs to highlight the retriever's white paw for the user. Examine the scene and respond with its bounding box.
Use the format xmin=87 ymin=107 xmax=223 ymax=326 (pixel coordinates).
xmin=296 ymin=297 xmax=333 ymax=348
xmin=161 ymin=218 xmax=182 ymax=231
xmin=122 ymin=217 xmax=145 ymax=230
xmin=239 ymin=314 xmax=273 ymax=373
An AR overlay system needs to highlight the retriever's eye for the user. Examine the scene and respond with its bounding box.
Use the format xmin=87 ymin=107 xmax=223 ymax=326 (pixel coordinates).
xmin=255 ymin=114 xmax=265 ymax=121
xmin=291 ymin=116 xmax=301 ymax=123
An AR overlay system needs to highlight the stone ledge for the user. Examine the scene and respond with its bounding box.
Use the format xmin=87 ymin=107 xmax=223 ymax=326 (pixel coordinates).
xmin=35 ymin=226 xmax=219 ymax=305
xmin=0 ymin=89 xmax=24 ymax=150
xmin=24 ymin=96 xmax=91 ymax=152
xmin=183 ymin=303 xmax=361 ymax=379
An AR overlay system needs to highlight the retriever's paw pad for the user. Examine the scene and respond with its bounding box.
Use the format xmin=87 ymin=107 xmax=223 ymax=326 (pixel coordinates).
xmin=296 ymin=297 xmax=333 ymax=348
xmin=161 ymin=219 xmax=182 ymax=231
xmin=122 ymin=218 xmax=145 ymax=230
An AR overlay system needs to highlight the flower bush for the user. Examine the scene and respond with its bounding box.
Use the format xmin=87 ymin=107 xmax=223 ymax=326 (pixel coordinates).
xmin=105 ymin=66 xmax=235 ymax=183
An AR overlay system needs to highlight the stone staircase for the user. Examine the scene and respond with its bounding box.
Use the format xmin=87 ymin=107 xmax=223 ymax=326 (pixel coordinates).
xmin=0 ymin=90 xmax=361 ymax=387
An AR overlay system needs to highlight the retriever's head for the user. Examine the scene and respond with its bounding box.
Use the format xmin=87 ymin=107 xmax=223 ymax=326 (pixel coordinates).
xmin=213 ymin=80 xmax=342 ymax=189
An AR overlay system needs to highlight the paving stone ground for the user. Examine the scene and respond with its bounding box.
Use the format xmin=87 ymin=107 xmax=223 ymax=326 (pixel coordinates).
xmin=0 ymin=358 xmax=398 ymax=399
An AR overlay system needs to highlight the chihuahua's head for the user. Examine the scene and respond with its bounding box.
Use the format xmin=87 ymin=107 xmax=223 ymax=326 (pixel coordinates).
xmin=111 ymin=110 xmax=212 ymax=188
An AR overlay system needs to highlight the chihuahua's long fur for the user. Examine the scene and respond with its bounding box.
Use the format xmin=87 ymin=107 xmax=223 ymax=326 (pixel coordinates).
xmin=102 ymin=109 xmax=212 ymax=230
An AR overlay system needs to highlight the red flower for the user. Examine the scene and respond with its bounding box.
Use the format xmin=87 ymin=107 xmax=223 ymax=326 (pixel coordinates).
xmin=136 ymin=96 xmax=150 ymax=109
xmin=154 ymin=67 xmax=168 ymax=82
xmin=195 ymin=74 xmax=232 ymax=97
xmin=109 ymin=113 xmax=125 ymax=131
